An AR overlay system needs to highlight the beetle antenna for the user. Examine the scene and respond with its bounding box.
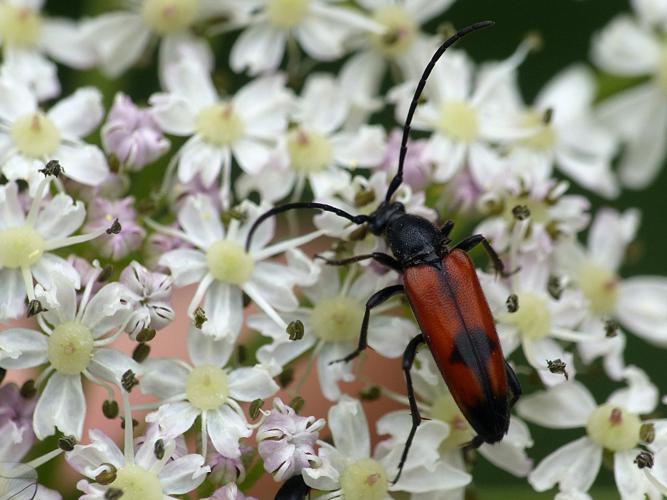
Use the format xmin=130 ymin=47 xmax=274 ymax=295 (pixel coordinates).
xmin=385 ymin=20 xmax=495 ymax=203
xmin=245 ymin=202 xmax=369 ymax=252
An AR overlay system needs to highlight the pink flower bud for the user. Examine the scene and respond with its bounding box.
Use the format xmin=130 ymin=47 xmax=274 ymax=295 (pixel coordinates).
xmin=84 ymin=196 xmax=146 ymax=261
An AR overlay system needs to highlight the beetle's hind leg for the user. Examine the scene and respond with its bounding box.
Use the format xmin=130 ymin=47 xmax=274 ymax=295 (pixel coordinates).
xmin=505 ymin=359 xmax=522 ymax=408
xmin=315 ymin=252 xmax=402 ymax=273
xmin=393 ymin=334 xmax=426 ymax=485
xmin=329 ymin=284 xmax=404 ymax=365
xmin=454 ymin=234 xmax=518 ymax=277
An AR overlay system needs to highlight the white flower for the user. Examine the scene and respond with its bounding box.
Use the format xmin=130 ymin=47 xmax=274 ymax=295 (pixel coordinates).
xmin=517 ymin=367 xmax=662 ymax=499
xmin=0 ymin=179 xmax=116 ymax=320
xmin=0 ymin=80 xmax=108 ymax=191
xmin=140 ymin=328 xmax=279 ymax=460
xmin=120 ymin=260 xmax=175 ymax=340
xmin=251 ymin=265 xmax=416 ymax=401
xmin=388 ymin=41 xmax=532 ymax=183
xmin=238 ymin=74 xmax=386 ymax=203
xmin=152 ymin=195 xmax=320 ymax=340
xmin=0 ymin=0 xmax=95 ymax=100
xmin=555 ymin=208 xmax=667 ymax=367
xmin=302 ymin=396 xmax=471 ymax=498
xmin=591 ymin=5 xmax=667 ymax=189
xmin=230 ymin=0 xmax=383 ymax=75
xmin=67 ymin=424 xmax=209 ymax=499
xmin=485 ymin=65 xmax=619 ymax=197
xmin=150 ymin=60 xmax=291 ymax=206
xmin=0 ymin=271 xmax=137 ymax=440
xmin=80 ymin=0 xmax=250 ymax=79
xmin=480 ymin=254 xmax=591 ymax=386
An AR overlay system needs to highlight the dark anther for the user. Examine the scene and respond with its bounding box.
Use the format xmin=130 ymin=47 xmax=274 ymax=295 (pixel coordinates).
xmin=634 ymin=450 xmax=654 ymax=469
xmin=543 ymin=107 xmax=553 ymax=124
xmin=506 ymin=294 xmax=519 ymax=313
xmin=106 ymin=219 xmax=122 ymax=235
xmin=120 ymin=417 xmax=138 ymax=429
xmin=105 ymin=487 xmax=123 ymax=500
xmin=286 ymin=320 xmax=304 ymax=341
xmin=221 ymin=208 xmax=247 ymax=226
xmin=136 ymin=328 xmax=156 ymax=343
xmin=154 ymin=439 xmax=165 ymax=460
xmin=512 ymin=205 xmax=530 ymax=221
xmin=360 ymin=386 xmax=382 ymax=401
xmin=194 ymin=307 xmax=207 ymax=329
xmin=96 ymin=464 xmax=118 ymax=485
xmin=546 ymin=359 xmax=568 ymax=380
xmin=98 ymin=264 xmax=114 ymax=282
xmin=39 ymin=160 xmax=63 ymax=177
xmin=547 ymin=275 xmax=562 ymax=300
xmin=103 ymin=400 xmax=119 ymax=419
xmin=640 ymin=423 xmax=656 ymax=443
xmin=237 ymin=344 xmax=247 ymax=364
xmin=278 ymin=366 xmax=294 ymax=388
xmin=354 ymin=189 xmax=376 ymax=207
xmin=249 ymin=399 xmax=264 ymax=420
xmin=27 ymin=299 xmax=47 ymax=317
xmin=121 ymin=370 xmax=139 ymax=392
xmin=58 ymin=435 xmax=77 ymax=451
xmin=605 ymin=319 xmax=619 ymax=338
xmin=132 ymin=342 xmax=150 ymax=363
xmin=290 ymin=396 xmax=305 ymax=414
xmin=20 ymin=380 xmax=37 ymax=398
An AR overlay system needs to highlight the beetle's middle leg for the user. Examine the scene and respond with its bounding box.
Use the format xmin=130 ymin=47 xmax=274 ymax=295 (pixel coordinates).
xmin=454 ymin=234 xmax=515 ymax=277
xmin=329 ymin=284 xmax=404 ymax=364
xmin=393 ymin=333 xmax=426 ymax=484
xmin=315 ymin=252 xmax=402 ymax=273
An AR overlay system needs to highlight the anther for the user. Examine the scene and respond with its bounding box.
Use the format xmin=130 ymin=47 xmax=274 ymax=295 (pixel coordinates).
xmin=120 ymin=417 xmax=138 ymax=429
xmin=634 ymin=450 xmax=654 ymax=469
xmin=506 ymin=294 xmax=519 ymax=313
xmin=543 ymin=107 xmax=553 ymax=125
xmin=360 ymin=386 xmax=381 ymax=401
xmin=132 ymin=342 xmax=150 ymax=363
xmin=193 ymin=307 xmax=207 ymax=329
xmin=640 ymin=423 xmax=655 ymax=443
xmin=27 ymin=299 xmax=46 ymax=317
xmin=136 ymin=328 xmax=156 ymax=343
xmin=39 ymin=159 xmax=63 ymax=177
xmin=103 ymin=400 xmax=119 ymax=419
xmin=286 ymin=320 xmax=304 ymax=340
xmin=106 ymin=219 xmax=122 ymax=235
xmin=154 ymin=438 xmax=165 ymax=460
xmin=512 ymin=205 xmax=530 ymax=221
xmin=121 ymin=369 xmax=139 ymax=392
xmin=547 ymin=275 xmax=562 ymax=300
xmin=20 ymin=379 xmax=37 ymax=398
xmin=58 ymin=435 xmax=77 ymax=451
xmin=546 ymin=359 xmax=568 ymax=380
xmin=105 ymin=488 xmax=123 ymax=500
xmin=289 ymin=396 xmax=305 ymax=414
xmin=354 ymin=189 xmax=376 ymax=207
xmin=96 ymin=464 xmax=118 ymax=485
xmin=0 ymin=367 xmax=6 ymax=384
xmin=249 ymin=398 xmax=264 ymax=420
xmin=98 ymin=264 xmax=114 ymax=282
xmin=604 ymin=319 xmax=619 ymax=338
xmin=278 ymin=366 xmax=294 ymax=388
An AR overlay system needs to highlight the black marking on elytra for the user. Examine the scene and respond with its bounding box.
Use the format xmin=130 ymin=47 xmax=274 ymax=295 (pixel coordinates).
xmin=449 ymin=329 xmax=497 ymax=367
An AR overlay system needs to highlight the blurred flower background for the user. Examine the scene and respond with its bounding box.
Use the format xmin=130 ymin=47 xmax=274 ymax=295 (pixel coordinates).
xmin=0 ymin=0 xmax=666 ymax=499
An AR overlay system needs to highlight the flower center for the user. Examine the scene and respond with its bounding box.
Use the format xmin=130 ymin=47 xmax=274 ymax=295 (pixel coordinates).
xmin=47 ymin=321 xmax=95 ymax=375
xmin=286 ymin=129 xmax=332 ymax=173
xmin=431 ymin=393 xmax=474 ymax=450
xmin=110 ymin=464 xmax=163 ymax=500
xmin=206 ymin=240 xmax=255 ymax=285
xmin=0 ymin=226 xmax=45 ymax=269
xmin=586 ymin=404 xmax=641 ymax=452
xmin=500 ymin=293 xmax=551 ymax=340
xmin=141 ymin=0 xmax=199 ymax=34
xmin=310 ymin=296 xmax=364 ymax=343
xmin=186 ymin=364 xmax=229 ymax=411
xmin=10 ymin=112 xmax=61 ymax=158
xmin=340 ymin=458 xmax=388 ymax=500
xmin=578 ymin=261 xmax=619 ymax=315
xmin=438 ymin=101 xmax=479 ymax=143
xmin=503 ymin=195 xmax=550 ymax=224
xmin=657 ymin=46 xmax=667 ymax=94
xmin=0 ymin=4 xmax=42 ymax=47
xmin=266 ymin=0 xmax=310 ymax=29
xmin=195 ymin=102 xmax=246 ymax=147
xmin=369 ymin=6 xmax=417 ymax=58
xmin=520 ymin=110 xmax=556 ymax=151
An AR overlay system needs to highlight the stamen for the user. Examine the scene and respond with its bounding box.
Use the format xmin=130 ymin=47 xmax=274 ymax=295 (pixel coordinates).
xmin=83 ymin=369 xmax=116 ymax=401
xmin=26 ymin=176 xmax=52 ymax=227
xmin=242 ymin=282 xmax=287 ymax=329
xmin=252 ymin=229 xmax=326 ymax=260
xmin=24 ymin=448 xmax=63 ymax=470
xmin=43 ymin=225 xmax=113 ymax=252
xmin=187 ymin=273 xmax=214 ymax=318
xmin=144 ymin=218 xmax=200 ymax=248
xmin=120 ymin=389 xmax=135 ymax=465
xmin=20 ymin=265 xmax=35 ymax=301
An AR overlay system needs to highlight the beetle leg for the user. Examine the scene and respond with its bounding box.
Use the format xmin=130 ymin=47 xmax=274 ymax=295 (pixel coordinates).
xmin=440 ymin=219 xmax=455 ymax=237
xmin=454 ymin=234 xmax=516 ymax=277
xmin=505 ymin=360 xmax=522 ymax=408
xmin=315 ymin=252 xmax=402 ymax=273
xmin=393 ymin=333 xmax=426 ymax=484
xmin=274 ymin=474 xmax=310 ymax=500
xmin=329 ymin=284 xmax=405 ymax=364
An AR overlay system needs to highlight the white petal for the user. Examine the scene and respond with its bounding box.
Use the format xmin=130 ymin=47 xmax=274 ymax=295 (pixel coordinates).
xmin=228 ymin=366 xmax=279 ymax=401
xmin=0 ymin=182 xmax=25 ymax=229
xmin=296 ymin=74 xmax=348 ymax=134
xmin=55 ymin=144 xmax=109 ymax=187
xmin=159 ymin=32 xmax=214 ymax=84
xmin=522 ymin=338 xmax=575 ymax=387
xmin=537 ymin=65 xmax=596 ymax=125
xmin=161 ymin=58 xmax=217 ymax=110
xmin=177 ymin=136 xmax=224 ymax=186
xmin=528 ymin=436 xmax=601 ymax=492
xmin=607 ymin=365 xmax=658 ymax=415
xmin=35 ymin=194 xmax=85 ymax=241
xmin=295 ymin=15 xmax=349 ymax=62
xmin=81 ymin=283 xmax=133 ymax=338
xmin=31 ymin=253 xmax=80 ymax=290
xmin=207 ymin=405 xmax=251 ymax=458
xmin=328 ymin=396 xmax=370 ymax=460
xmin=230 ymin=23 xmax=286 ymax=75
xmin=367 ymin=316 xmax=415 ymax=359
xmin=617 ymin=277 xmax=667 ymax=346
xmin=149 ymin=93 xmax=197 ymax=136
xmin=65 ymin=428 xmax=124 ymax=477
xmin=177 ymin=194 xmax=223 ymax=249
xmin=159 ymin=249 xmax=208 ymax=286
xmin=232 ymin=138 xmax=271 ymax=175
xmin=317 ymin=341 xmax=355 ymax=401
xmin=0 ymin=78 xmax=37 ymax=121
xmin=0 ymin=48 xmax=59 ymax=101
xmin=187 ymin=328 xmax=235 ymax=368
xmin=0 ymin=328 xmax=48 ymax=369
xmin=479 ymin=424 xmax=533 ymax=477
xmin=0 ymin=268 xmax=26 ymax=320
xmin=41 ymin=18 xmax=97 ymax=68
xmin=588 ymin=208 xmax=640 ymax=271
xmin=517 ymin=382 xmax=596 ymax=428
xmin=158 ymin=453 xmax=208 ymax=494
xmin=147 ymin=401 xmax=199 ymax=437
xmin=330 ymin=126 xmax=386 ymax=167
xmin=88 ymin=348 xmax=140 ymax=385
xmin=33 ymin=373 xmax=85 ymax=439
xmin=302 ymin=445 xmax=341 ymax=491
xmin=48 ymin=87 xmax=103 ymax=138
xmin=391 ymin=459 xmax=471 ymax=494
xmin=249 ymin=262 xmax=299 ymax=311
xmin=615 ymin=449 xmax=650 ymax=499
xmin=139 ymin=359 xmax=188 ymax=400
xmin=199 ymin=282 xmax=244 ymax=340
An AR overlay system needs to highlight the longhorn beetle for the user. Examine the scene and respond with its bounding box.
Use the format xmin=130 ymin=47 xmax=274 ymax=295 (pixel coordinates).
xmin=245 ymin=20 xmax=521 ymax=491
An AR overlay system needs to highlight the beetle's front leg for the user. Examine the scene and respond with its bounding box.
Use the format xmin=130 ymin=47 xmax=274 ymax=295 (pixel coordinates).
xmin=329 ymin=284 xmax=405 ymax=364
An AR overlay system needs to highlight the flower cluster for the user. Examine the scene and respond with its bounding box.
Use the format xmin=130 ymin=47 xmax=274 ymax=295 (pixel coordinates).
xmin=0 ymin=0 xmax=666 ymax=498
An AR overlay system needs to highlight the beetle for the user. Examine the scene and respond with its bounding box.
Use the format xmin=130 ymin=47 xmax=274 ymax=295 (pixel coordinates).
xmin=245 ymin=20 xmax=521 ymax=493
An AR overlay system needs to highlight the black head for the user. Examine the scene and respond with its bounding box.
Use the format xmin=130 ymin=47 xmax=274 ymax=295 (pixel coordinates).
xmin=367 ymin=201 xmax=405 ymax=235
